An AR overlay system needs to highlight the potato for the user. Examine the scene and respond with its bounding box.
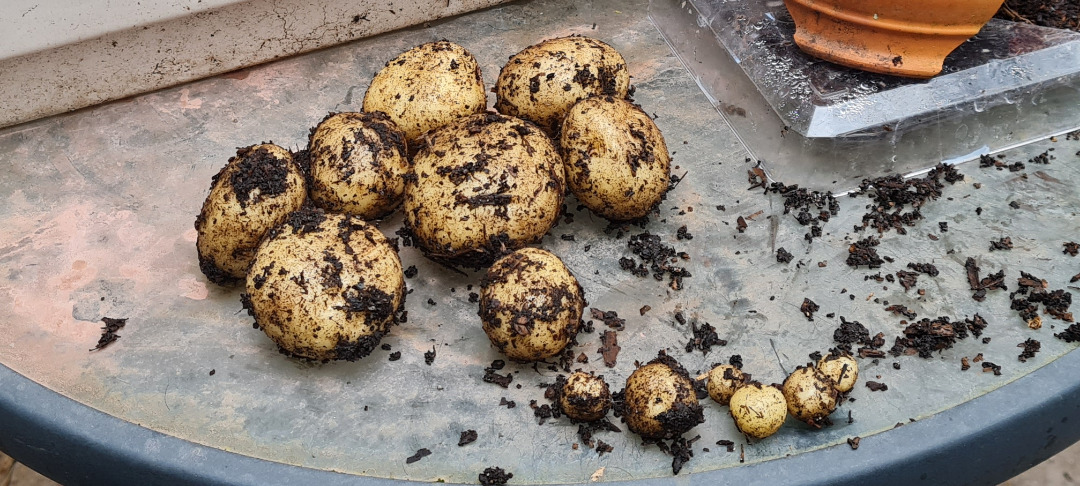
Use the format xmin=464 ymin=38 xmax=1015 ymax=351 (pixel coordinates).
xmin=479 ymin=248 xmax=585 ymax=362
xmin=243 ymin=208 xmax=405 ymax=361
xmin=404 ymin=113 xmax=565 ymax=267
xmin=195 ymin=143 xmax=306 ymax=285
xmin=495 ymin=36 xmax=630 ymax=135
xmin=362 ymin=41 xmax=487 ymax=145
xmin=307 ymin=112 xmax=408 ymax=219
xmin=620 ymin=353 xmax=704 ymax=439
xmin=817 ymin=352 xmax=859 ymax=393
xmin=560 ymin=96 xmax=671 ymax=221
xmin=782 ymin=365 xmax=840 ymax=427
xmin=558 ymin=371 xmax=612 ymax=422
xmin=729 ymin=382 xmax=787 ymax=439
xmin=706 ymin=364 xmax=746 ymax=406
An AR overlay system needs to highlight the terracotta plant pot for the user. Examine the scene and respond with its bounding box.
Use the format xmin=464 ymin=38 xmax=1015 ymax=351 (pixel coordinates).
xmin=784 ymin=0 xmax=1007 ymax=78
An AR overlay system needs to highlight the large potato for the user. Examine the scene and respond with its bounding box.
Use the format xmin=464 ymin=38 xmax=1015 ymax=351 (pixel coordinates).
xmin=195 ymin=143 xmax=306 ymax=285
xmin=404 ymin=113 xmax=565 ymax=267
xmin=620 ymin=353 xmax=704 ymax=439
xmin=495 ymin=36 xmax=630 ymax=135
xmin=560 ymin=96 xmax=671 ymax=221
xmin=307 ymin=112 xmax=408 ymax=219
xmin=479 ymin=248 xmax=585 ymax=362
xmin=362 ymin=41 xmax=487 ymax=145
xmin=243 ymin=208 xmax=405 ymax=361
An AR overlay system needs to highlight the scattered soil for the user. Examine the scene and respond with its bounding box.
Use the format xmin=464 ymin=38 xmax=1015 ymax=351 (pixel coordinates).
xmin=621 ymin=232 xmax=692 ymax=290
xmin=996 ymin=1 xmax=1080 ymax=31
xmin=90 ymin=317 xmax=127 ymax=351
xmin=483 ymin=360 xmax=513 ymax=388
xmin=717 ymin=439 xmax=735 ymax=452
xmin=590 ymin=308 xmax=626 ymax=330
xmin=749 ymin=168 xmax=839 ymax=243
xmin=854 ymin=164 xmax=963 ymax=235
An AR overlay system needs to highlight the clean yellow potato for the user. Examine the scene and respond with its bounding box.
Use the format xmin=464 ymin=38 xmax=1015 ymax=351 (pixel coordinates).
xmin=706 ymin=364 xmax=746 ymax=406
xmin=729 ymin=382 xmax=787 ymax=439
xmin=817 ymin=352 xmax=859 ymax=393
xmin=560 ymin=96 xmax=671 ymax=221
xmin=195 ymin=143 xmax=306 ymax=285
xmin=782 ymin=366 xmax=840 ymax=427
xmin=404 ymin=113 xmax=565 ymax=267
xmin=495 ymin=36 xmax=630 ymax=135
xmin=621 ymin=353 xmax=704 ymax=439
xmin=307 ymin=112 xmax=408 ymax=220
xmin=559 ymin=371 xmax=612 ymax=422
xmin=243 ymin=209 xmax=405 ymax=361
xmin=362 ymin=41 xmax=487 ymax=145
xmin=479 ymin=248 xmax=585 ymax=362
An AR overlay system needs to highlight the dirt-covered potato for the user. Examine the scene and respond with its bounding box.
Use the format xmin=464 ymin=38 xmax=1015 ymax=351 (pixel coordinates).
xmin=404 ymin=113 xmax=565 ymax=267
xmin=495 ymin=36 xmax=630 ymax=135
xmin=706 ymin=364 xmax=746 ymax=406
xmin=729 ymin=382 xmax=787 ymax=439
xmin=362 ymin=41 xmax=486 ymax=145
xmin=242 ymin=208 xmax=405 ymax=361
xmin=619 ymin=353 xmax=705 ymax=439
xmin=307 ymin=112 xmax=408 ymax=219
xmin=558 ymin=371 xmax=612 ymax=422
xmin=817 ymin=352 xmax=859 ymax=393
xmin=782 ymin=365 xmax=840 ymax=427
xmin=560 ymin=96 xmax=671 ymax=221
xmin=479 ymin=248 xmax=585 ymax=362
xmin=195 ymin=143 xmax=306 ymax=285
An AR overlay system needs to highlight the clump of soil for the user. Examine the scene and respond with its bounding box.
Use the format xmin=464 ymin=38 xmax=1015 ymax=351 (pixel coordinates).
xmin=776 ymin=247 xmax=794 ymax=263
xmin=1018 ymin=338 xmax=1041 ymax=362
xmin=91 ymin=317 xmax=127 ymax=351
xmin=965 ymin=258 xmax=1007 ymax=302
xmin=621 ymin=232 xmax=692 ymax=290
xmin=800 ymin=298 xmax=820 ymax=321
xmin=483 ymin=360 xmax=513 ymax=388
xmin=459 ymin=430 xmax=478 ymax=446
xmin=846 ymin=237 xmax=884 ymax=268
xmin=479 ymin=467 xmax=513 ymax=485
xmin=989 ymin=237 xmax=1014 ymax=251
xmin=888 ymin=315 xmax=989 ymax=358
xmin=598 ymin=330 xmax=621 ymax=367
xmin=1055 ymin=323 xmax=1080 ymax=342
xmin=684 ymin=321 xmax=726 ymax=354
xmin=1064 ymin=242 xmax=1079 ymax=256
xmin=1011 ymin=271 xmax=1074 ymax=324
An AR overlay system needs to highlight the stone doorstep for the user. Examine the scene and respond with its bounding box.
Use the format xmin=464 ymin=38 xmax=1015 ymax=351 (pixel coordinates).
xmin=0 ymin=0 xmax=509 ymax=130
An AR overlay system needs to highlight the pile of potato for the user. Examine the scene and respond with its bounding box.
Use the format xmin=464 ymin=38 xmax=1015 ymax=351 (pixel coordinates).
xmin=194 ymin=36 xmax=670 ymax=368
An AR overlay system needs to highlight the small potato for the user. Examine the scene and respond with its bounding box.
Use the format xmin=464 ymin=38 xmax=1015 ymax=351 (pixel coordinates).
xmin=195 ymin=143 xmax=306 ymax=284
xmin=307 ymin=112 xmax=408 ymax=219
xmin=560 ymin=96 xmax=671 ymax=221
xmin=782 ymin=366 xmax=840 ymax=427
xmin=706 ymin=364 xmax=746 ymax=406
xmin=405 ymin=113 xmax=565 ymax=267
xmin=362 ymin=41 xmax=487 ymax=145
xmin=620 ymin=353 xmax=704 ymax=439
xmin=729 ymin=382 xmax=787 ymax=439
xmin=243 ymin=208 xmax=405 ymax=361
xmin=480 ymin=248 xmax=585 ymax=362
xmin=817 ymin=352 xmax=859 ymax=393
xmin=495 ymin=36 xmax=630 ymax=135
xmin=558 ymin=371 xmax=612 ymax=422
